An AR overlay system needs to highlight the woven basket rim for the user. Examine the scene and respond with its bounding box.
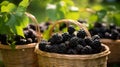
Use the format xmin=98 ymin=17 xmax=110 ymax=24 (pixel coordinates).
xmin=35 ymin=44 xmax=110 ymax=60
xmin=0 ymin=43 xmax=37 ymax=49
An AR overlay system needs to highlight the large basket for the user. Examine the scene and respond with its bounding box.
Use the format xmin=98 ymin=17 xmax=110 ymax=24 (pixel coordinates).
xmin=35 ymin=19 xmax=110 ymax=67
xmin=101 ymin=39 xmax=120 ymax=63
xmin=0 ymin=13 xmax=41 ymax=67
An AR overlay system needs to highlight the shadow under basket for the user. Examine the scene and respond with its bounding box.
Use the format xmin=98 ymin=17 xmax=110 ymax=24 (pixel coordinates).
xmin=35 ymin=44 xmax=110 ymax=67
xmin=0 ymin=43 xmax=39 ymax=67
xmin=101 ymin=39 xmax=120 ymax=63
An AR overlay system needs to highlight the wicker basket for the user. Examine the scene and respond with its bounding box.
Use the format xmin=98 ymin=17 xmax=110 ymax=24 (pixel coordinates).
xmin=101 ymin=39 xmax=120 ymax=63
xmin=0 ymin=13 xmax=41 ymax=67
xmin=0 ymin=43 xmax=38 ymax=67
xmin=35 ymin=19 xmax=110 ymax=67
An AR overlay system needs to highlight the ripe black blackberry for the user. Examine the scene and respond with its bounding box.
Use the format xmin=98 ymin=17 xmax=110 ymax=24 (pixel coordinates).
xmin=0 ymin=34 xmax=8 ymax=45
xmin=69 ymin=37 xmax=79 ymax=48
xmin=75 ymin=45 xmax=83 ymax=54
xmin=68 ymin=25 xmax=75 ymax=34
xmin=39 ymin=40 xmax=48 ymax=51
xmin=28 ymin=24 xmax=36 ymax=30
xmin=78 ymin=38 xmax=86 ymax=47
xmin=84 ymin=37 xmax=93 ymax=46
xmin=77 ymin=29 xmax=86 ymax=38
xmin=50 ymin=44 xmax=59 ymax=53
xmin=58 ymin=43 xmax=67 ymax=54
xmin=104 ymin=32 xmax=111 ymax=39
xmin=91 ymin=39 xmax=102 ymax=53
xmin=45 ymin=44 xmax=52 ymax=52
xmin=62 ymin=33 xmax=71 ymax=41
xmin=48 ymin=33 xmax=63 ymax=44
xmin=15 ymin=39 xmax=27 ymax=45
xmin=111 ymin=29 xmax=119 ymax=40
xmin=81 ymin=45 xmax=93 ymax=54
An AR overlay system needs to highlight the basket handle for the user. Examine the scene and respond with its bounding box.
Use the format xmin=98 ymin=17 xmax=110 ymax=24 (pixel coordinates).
xmin=25 ymin=12 xmax=41 ymax=43
xmin=49 ymin=19 xmax=91 ymax=38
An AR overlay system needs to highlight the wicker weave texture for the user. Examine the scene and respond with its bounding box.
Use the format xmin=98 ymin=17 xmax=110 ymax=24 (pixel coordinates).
xmin=0 ymin=43 xmax=38 ymax=67
xmin=101 ymin=39 xmax=120 ymax=63
xmin=35 ymin=44 xmax=110 ymax=67
xmin=0 ymin=50 xmax=2 ymax=61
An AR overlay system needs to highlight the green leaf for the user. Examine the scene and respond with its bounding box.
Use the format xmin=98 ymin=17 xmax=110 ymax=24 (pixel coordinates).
xmin=43 ymin=25 xmax=53 ymax=40
xmin=1 ymin=3 xmax=16 ymax=13
xmin=96 ymin=10 xmax=107 ymax=21
xmin=6 ymin=14 xmax=28 ymax=37
xmin=0 ymin=1 xmax=9 ymax=6
xmin=0 ymin=14 xmax=13 ymax=34
xmin=15 ymin=6 xmax=26 ymax=16
xmin=19 ymin=0 xmax=29 ymax=8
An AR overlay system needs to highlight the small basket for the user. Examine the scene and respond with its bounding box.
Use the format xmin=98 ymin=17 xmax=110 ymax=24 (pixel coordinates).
xmin=0 ymin=13 xmax=41 ymax=67
xmin=35 ymin=19 xmax=110 ymax=67
xmin=101 ymin=39 xmax=120 ymax=63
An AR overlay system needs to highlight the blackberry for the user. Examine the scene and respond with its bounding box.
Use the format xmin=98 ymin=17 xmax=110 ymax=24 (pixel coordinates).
xmin=105 ymin=32 xmax=111 ymax=39
xmin=50 ymin=44 xmax=59 ymax=53
xmin=81 ymin=45 xmax=93 ymax=54
xmin=24 ymin=29 xmax=36 ymax=38
xmin=68 ymin=25 xmax=75 ymax=34
xmin=62 ymin=33 xmax=71 ymax=41
xmin=28 ymin=24 xmax=36 ymax=30
xmin=75 ymin=45 xmax=83 ymax=54
xmin=69 ymin=37 xmax=79 ymax=48
xmin=0 ymin=34 xmax=8 ymax=45
xmin=77 ymin=29 xmax=86 ymax=38
xmin=78 ymin=38 xmax=86 ymax=47
xmin=111 ymin=29 xmax=119 ymax=40
xmin=14 ymin=35 xmax=24 ymax=41
xmin=48 ymin=33 xmax=63 ymax=44
xmin=91 ymin=39 xmax=102 ymax=53
xmin=58 ymin=43 xmax=67 ymax=54
xmin=45 ymin=44 xmax=52 ymax=52
xmin=67 ymin=48 xmax=77 ymax=54
xmin=15 ymin=39 xmax=27 ymax=45
xmin=64 ymin=41 xmax=70 ymax=48
xmin=84 ymin=37 xmax=93 ymax=45
xmin=39 ymin=40 xmax=48 ymax=51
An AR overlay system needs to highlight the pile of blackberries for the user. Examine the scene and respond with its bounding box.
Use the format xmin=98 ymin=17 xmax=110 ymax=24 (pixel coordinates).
xmin=89 ymin=22 xmax=120 ymax=40
xmin=39 ymin=25 xmax=103 ymax=55
xmin=0 ymin=24 xmax=38 ymax=45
